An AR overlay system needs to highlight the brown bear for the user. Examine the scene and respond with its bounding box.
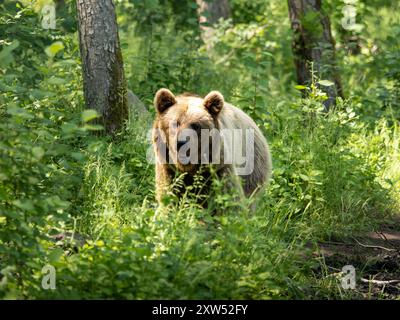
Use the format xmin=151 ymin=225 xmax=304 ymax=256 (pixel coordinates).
xmin=152 ymin=88 xmax=272 ymax=206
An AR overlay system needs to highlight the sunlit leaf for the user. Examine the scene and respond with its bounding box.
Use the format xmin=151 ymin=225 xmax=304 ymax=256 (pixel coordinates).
xmin=318 ymin=80 xmax=334 ymax=87
xmin=81 ymin=109 xmax=99 ymax=123
xmin=45 ymin=41 xmax=64 ymax=58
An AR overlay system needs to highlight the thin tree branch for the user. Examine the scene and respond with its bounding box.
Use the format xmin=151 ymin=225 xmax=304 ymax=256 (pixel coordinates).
xmin=352 ymin=237 xmax=396 ymax=252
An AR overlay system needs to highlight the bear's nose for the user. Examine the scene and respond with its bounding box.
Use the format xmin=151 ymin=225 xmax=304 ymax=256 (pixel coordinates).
xmin=177 ymin=140 xmax=187 ymax=151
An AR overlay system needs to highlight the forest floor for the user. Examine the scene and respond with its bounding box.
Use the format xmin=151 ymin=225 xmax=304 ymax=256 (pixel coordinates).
xmin=310 ymin=217 xmax=400 ymax=299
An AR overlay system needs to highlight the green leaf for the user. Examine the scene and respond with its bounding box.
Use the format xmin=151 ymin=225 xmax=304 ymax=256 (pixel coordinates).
xmin=30 ymin=89 xmax=55 ymax=99
xmin=299 ymin=174 xmax=310 ymax=181
xmin=318 ymin=80 xmax=334 ymax=87
xmin=0 ymin=40 xmax=20 ymax=67
xmin=12 ymin=199 xmax=34 ymax=212
xmin=47 ymin=76 xmax=68 ymax=85
xmin=45 ymin=41 xmax=64 ymax=58
xmin=71 ymin=152 xmax=85 ymax=161
xmin=61 ymin=122 xmax=79 ymax=134
xmin=32 ymin=146 xmax=45 ymax=160
xmin=295 ymin=85 xmax=307 ymax=90
xmin=187 ymin=18 xmax=198 ymax=25
xmin=7 ymin=104 xmax=33 ymax=119
xmin=82 ymin=124 xmax=103 ymax=131
xmin=81 ymin=109 xmax=99 ymax=123
xmin=53 ymin=59 xmax=77 ymax=68
xmin=48 ymin=248 xmax=64 ymax=263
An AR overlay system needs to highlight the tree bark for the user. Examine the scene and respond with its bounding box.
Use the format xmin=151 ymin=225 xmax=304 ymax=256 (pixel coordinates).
xmin=288 ymin=0 xmax=343 ymax=110
xmin=196 ymin=0 xmax=231 ymax=45
xmin=76 ymin=0 xmax=128 ymax=135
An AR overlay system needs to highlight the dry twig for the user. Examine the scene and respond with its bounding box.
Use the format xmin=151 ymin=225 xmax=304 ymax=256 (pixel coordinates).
xmin=352 ymin=237 xmax=396 ymax=252
xmin=360 ymin=278 xmax=400 ymax=285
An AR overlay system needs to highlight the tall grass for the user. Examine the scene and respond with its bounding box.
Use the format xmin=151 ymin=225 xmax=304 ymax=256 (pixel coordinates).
xmin=26 ymin=95 xmax=398 ymax=299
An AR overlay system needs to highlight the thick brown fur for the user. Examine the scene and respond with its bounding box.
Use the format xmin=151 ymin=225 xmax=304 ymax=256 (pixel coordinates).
xmin=152 ymin=88 xmax=272 ymax=206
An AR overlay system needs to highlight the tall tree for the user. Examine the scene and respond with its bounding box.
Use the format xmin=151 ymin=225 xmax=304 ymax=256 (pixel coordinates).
xmin=76 ymin=0 xmax=128 ymax=135
xmin=196 ymin=0 xmax=231 ymax=45
xmin=288 ymin=0 xmax=343 ymax=110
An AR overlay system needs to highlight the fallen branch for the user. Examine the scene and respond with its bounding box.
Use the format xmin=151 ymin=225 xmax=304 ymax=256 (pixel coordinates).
xmin=352 ymin=237 xmax=396 ymax=252
xmin=360 ymin=278 xmax=400 ymax=285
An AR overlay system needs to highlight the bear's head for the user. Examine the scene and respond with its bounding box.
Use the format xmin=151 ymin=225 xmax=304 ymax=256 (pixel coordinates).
xmin=153 ymin=88 xmax=224 ymax=174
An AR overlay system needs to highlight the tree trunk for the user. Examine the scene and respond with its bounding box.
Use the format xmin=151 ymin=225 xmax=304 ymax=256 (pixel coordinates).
xmin=76 ymin=0 xmax=128 ymax=135
xmin=196 ymin=0 xmax=231 ymax=45
xmin=287 ymin=0 xmax=343 ymax=110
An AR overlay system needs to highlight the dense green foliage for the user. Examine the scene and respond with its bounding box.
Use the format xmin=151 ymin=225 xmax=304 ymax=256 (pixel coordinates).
xmin=0 ymin=0 xmax=399 ymax=299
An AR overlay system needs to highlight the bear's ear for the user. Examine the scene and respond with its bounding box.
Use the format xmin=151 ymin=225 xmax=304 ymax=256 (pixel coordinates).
xmin=154 ymin=88 xmax=177 ymax=113
xmin=203 ymin=91 xmax=224 ymax=116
